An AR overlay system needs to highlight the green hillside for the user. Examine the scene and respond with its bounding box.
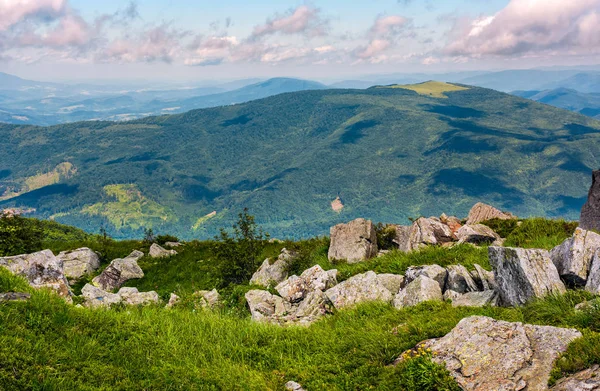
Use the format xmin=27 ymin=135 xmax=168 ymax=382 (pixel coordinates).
xmin=1 ymin=81 xmax=599 ymax=239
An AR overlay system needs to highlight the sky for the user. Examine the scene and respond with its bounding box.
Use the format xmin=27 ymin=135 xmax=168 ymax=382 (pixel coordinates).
xmin=0 ymin=0 xmax=599 ymax=82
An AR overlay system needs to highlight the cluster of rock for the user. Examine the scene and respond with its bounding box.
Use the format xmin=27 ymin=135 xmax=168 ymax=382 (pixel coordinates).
xmin=81 ymin=284 xmax=159 ymax=308
xmin=328 ymin=202 xmax=511 ymax=263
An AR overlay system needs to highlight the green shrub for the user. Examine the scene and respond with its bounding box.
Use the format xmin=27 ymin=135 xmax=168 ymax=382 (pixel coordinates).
xmin=376 ymin=223 xmax=398 ymax=250
xmin=388 ymin=348 xmax=461 ymax=391
xmin=503 ymin=218 xmax=578 ymax=249
xmin=0 ymin=215 xmax=43 ymax=257
xmin=155 ymin=234 xmax=179 ymax=245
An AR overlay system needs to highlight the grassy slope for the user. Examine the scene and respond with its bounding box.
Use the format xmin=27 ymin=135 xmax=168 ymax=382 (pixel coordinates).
xmin=1 ymin=217 xmax=597 ymax=390
xmin=1 ymin=85 xmax=599 ymax=239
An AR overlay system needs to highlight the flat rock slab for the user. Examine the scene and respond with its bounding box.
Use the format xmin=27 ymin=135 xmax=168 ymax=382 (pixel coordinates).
xmin=400 ymin=316 xmax=581 ymax=391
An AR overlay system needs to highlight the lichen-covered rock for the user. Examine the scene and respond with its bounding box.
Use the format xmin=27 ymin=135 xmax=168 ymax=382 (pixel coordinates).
xmin=399 ymin=316 xmax=581 ymax=391
xmin=489 ymin=246 xmax=566 ymax=306
xmin=92 ymin=250 xmax=144 ymax=291
xmin=57 ymin=247 xmax=101 ymax=281
xmin=585 ymin=250 xmax=600 ymax=294
xmin=117 ymin=287 xmax=160 ymax=306
xmin=0 ymin=292 xmax=30 ymax=302
xmin=580 ymin=169 xmax=600 ymax=233
xmin=456 ymin=224 xmax=501 ymax=245
xmin=293 ymin=289 xmax=333 ymax=321
xmin=405 ymin=264 xmax=447 ymax=291
xmin=193 ymin=289 xmax=221 ymax=309
xmin=250 ymin=248 xmax=297 ymax=287
xmin=440 ymin=213 xmax=462 ymax=237
xmin=0 ymin=250 xmax=70 ymax=298
xmin=245 ymin=289 xmax=293 ymax=324
xmin=393 ymin=225 xmax=413 ymax=252
xmin=466 ymin=202 xmax=516 ymax=225
xmin=551 ymin=228 xmax=600 ymax=287
xmin=149 ymin=243 xmax=177 ymax=258
xmin=376 ymin=273 xmax=405 ymax=294
xmin=408 ymin=217 xmax=454 ymax=250
xmin=445 ymin=265 xmax=479 ymax=294
xmin=393 ymin=275 xmax=443 ymax=308
xmin=551 ymin=364 xmax=600 ymax=390
xmin=443 ymin=289 xmax=462 ymax=301
xmin=471 ymin=263 xmax=497 ymax=291
xmin=81 ymin=284 xmax=122 ymax=308
xmin=276 ymin=265 xmax=337 ymax=303
xmin=324 ymin=271 xmax=395 ymax=309
xmin=328 ymin=218 xmax=378 ymax=263
xmin=450 ymin=290 xmax=498 ymax=307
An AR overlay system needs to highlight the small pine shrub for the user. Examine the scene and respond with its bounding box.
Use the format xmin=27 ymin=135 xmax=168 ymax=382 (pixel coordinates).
xmin=375 ymin=223 xmax=397 ymax=250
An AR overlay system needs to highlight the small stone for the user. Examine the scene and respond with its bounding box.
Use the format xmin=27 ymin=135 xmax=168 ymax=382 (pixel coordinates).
xmin=166 ymin=293 xmax=180 ymax=308
xmin=193 ymin=289 xmax=221 ymax=309
xmin=149 ymin=243 xmax=177 ymax=258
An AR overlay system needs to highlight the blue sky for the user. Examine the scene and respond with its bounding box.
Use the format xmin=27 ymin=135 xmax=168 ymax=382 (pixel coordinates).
xmin=1 ymin=0 xmax=599 ymax=82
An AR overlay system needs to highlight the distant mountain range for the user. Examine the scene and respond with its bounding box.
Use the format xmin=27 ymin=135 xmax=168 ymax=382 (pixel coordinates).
xmin=1 ymin=81 xmax=598 ymax=239
xmin=512 ymin=88 xmax=600 ymax=119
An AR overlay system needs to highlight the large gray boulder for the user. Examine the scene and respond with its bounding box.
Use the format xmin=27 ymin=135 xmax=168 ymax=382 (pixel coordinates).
xmin=324 ymin=271 xmax=397 ymax=309
xmin=466 ymin=202 xmax=516 ymax=225
xmin=408 ymin=217 xmax=454 ymax=250
xmin=328 ymin=218 xmax=378 ymax=263
xmin=92 ymin=250 xmax=144 ymax=291
xmin=489 ymin=246 xmax=566 ymax=306
xmin=405 ymin=264 xmax=447 ymax=291
xmin=276 ymin=265 xmax=337 ymax=303
xmin=250 ymin=248 xmax=297 ymax=287
xmin=551 ymin=228 xmax=600 ymax=287
xmin=450 ymin=290 xmax=498 ymax=307
xmin=551 ymin=364 xmax=600 ymax=390
xmin=393 ymin=275 xmax=443 ymax=308
xmin=585 ymin=250 xmax=600 ymax=293
xmin=57 ymin=247 xmax=101 ymax=281
xmin=393 ymin=225 xmax=413 ymax=252
xmin=456 ymin=224 xmax=501 ymax=245
xmin=0 ymin=250 xmax=71 ymax=298
xmin=399 ymin=316 xmax=581 ymax=391
xmin=580 ymin=169 xmax=600 ymax=233
xmin=445 ymin=265 xmax=479 ymax=294
xmin=149 ymin=243 xmax=177 ymax=258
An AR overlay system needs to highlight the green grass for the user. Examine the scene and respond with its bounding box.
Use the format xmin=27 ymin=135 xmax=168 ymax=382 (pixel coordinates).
xmin=483 ymin=217 xmax=578 ymax=249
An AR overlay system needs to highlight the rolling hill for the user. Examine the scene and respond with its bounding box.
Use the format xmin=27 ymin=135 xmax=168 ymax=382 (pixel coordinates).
xmin=1 ymin=81 xmax=599 ymax=239
xmin=512 ymin=88 xmax=600 ymax=119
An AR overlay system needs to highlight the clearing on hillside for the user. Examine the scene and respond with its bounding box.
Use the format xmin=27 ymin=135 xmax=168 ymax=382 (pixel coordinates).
xmin=382 ymin=81 xmax=470 ymax=98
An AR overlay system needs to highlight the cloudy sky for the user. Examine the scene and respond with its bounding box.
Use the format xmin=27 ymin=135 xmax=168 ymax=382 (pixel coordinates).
xmin=1 ymin=0 xmax=599 ymax=82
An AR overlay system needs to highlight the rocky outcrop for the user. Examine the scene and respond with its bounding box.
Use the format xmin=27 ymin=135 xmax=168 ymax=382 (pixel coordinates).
xmin=81 ymin=284 xmax=159 ymax=307
xmin=456 ymin=224 xmax=501 ymax=245
xmin=489 ymin=246 xmax=566 ymax=306
xmin=466 ymin=202 xmax=516 ymax=225
xmin=408 ymin=217 xmax=454 ymax=250
xmin=399 ymin=316 xmax=581 ymax=391
xmin=0 ymin=250 xmax=70 ymax=298
xmin=245 ymin=289 xmax=293 ymax=323
xmin=0 ymin=292 xmax=30 ymax=302
xmin=193 ymin=289 xmax=221 ymax=309
xmin=276 ymin=265 xmax=337 ymax=303
xmin=586 ymin=250 xmax=600 ymax=293
xmin=328 ymin=218 xmax=378 ymax=263
xmin=445 ymin=264 xmax=479 ymax=294
xmin=57 ymin=247 xmax=101 ymax=281
xmin=580 ymin=169 xmax=600 ymax=233
xmin=393 ymin=275 xmax=443 ymax=308
xmin=250 ymin=248 xmax=297 ymax=287
xmin=149 ymin=243 xmax=177 ymax=258
xmin=551 ymin=365 xmax=600 ymax=390
xmin=405 ymin=264 xmax=447 ymax=291
xmin=324 ymin=271 xmax=398 ymax=309
xmin=551 ymin=228 xmax=600 ymax=287
xmin=92 ymin=250 xmax=144 ymax=291
xmin=450 ymin=290 xmax=498 ymax=307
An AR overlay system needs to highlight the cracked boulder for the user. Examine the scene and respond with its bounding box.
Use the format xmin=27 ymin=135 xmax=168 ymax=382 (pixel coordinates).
xmin=57 ymin=247 xmax=101 ymax=281
xmin=408 ymin=217 xmax=454 ymax=251
xmin=393 ymin=275 xmax=443 ymax=308
xmin=328 ymin=218 xmax=378 ymax=263
xmin=324 ymin=271 xmax=399 ymax=309
xmin=466 ymin=202 xmax=516 ymax=225
xmin=0 ymin=249 xmax=70 ymax=298
xmin=405 ymin=264 xmax=447 ymax=291
xmin=250 ymin=248 xmax=297 ymax=287
xmin=92 ymin=250 xmax=144 ymax=291
xmin=397 ymin=316 xmax=581 ymax=391
xmin=276 ymin=265 xmax=337 ymax=303
xmin=117 ymin=287 xmax=160 ymax=306
xmin=445 ymin=265 xmax=479 ymax=294
xmin=489 ymin=246 xmax=565 ymax=306
xmin=551 ymin=228 xmax=600 ymax=287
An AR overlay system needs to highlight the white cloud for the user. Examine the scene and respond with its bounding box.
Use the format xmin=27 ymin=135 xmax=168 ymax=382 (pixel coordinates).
xmin=251 ymin=5 xmax=328 ymax=38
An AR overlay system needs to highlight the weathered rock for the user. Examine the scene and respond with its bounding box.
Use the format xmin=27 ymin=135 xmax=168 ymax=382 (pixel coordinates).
xmin=328 ymin=218 xmax=378 ymax=263
xmin=575 ymin=298 xmax=600 ymax=311
xmin=92 ymin=250 xmax=144 ymax=291
xmin=551 ymin=228 xmax=600 ymax=287
xmin=489 ymin=246 xmax=566 ymax=306
xmin=393 ymin=275 xmax=443 ymax=308
xmin=81 ymin=284 xmax=122 ymax=308
xmin=466 ymin=202 xmax=516 ymax=225
xmin=580 ymin=170 xmax=600 ymax=233
xmin=471 ymin=263 xmax=497 ymax=291
xmin=393 ymin=225 xmax=413 ymax=252
xmin=276 ymin=265 xmax=337 ymax=303
xmin=0 ymin=250 xmax=70 ymax=297
xmin=405 ymin=264 xmax=447 ymax=291
xmin=285 ymin=381 xmax=306 ymax=391
xmin=164 ymin=241 xmax=182 ymax=247
xmin=166 ymin=293 xmax=180 ymax=308
xmin=250 ymin=248 xmax=297 ymax=287
xmin=149 ymin=243 xmax=177 ymax=258
xmin=445 ymin=265 xmax=479 ymax=294
xmin=293 ymin=289 xmax=334 ymax=321
xmin=443 ymin=289 xmax=462 ymax=301
xmin=325 ymin=271 xmax=395 ymax=309
xmin=408 ymin=217 xmax=454 ymax=250
xmin=456 ymin=224 xmax=501 ymax=245
xmin=440 ymin=213 xmax=463 ymax=237
xmin=57 ymin=247 xmax=101 ymax=281
xmin=245 ymin=289 xmax=292 ymax=324
xmin=551 ymin=365 xmax=600 ymax=390
xmin=0 ymin=292 xmax=30 ymax=302
xmin=117 ymin=287 xmax=160 ymax=306
xmin=194 ymin=289 xmax=221 ymax=309
xmin=585 ymin=250 xmax=600 ymax=293
xmin=451 ymin=290 xmax=498 ymax=307
xmin=400 ymin=316 xmax=581 ymax=391
xmin=376 ymin=273 xmax=405 ymax=294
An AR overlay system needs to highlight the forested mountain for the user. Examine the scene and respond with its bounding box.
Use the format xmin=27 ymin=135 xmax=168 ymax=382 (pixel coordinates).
xmin=1 ymin=81 xmax=599 ymax=239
